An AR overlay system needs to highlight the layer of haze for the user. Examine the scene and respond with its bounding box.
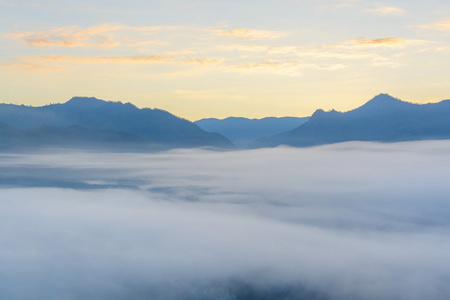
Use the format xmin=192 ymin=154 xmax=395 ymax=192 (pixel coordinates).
xmin=1 ymin=141 xmax=450 ymax=299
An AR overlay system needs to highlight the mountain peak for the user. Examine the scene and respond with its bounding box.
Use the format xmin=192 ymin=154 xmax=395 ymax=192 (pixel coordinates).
xmin=67 ymin=96 xmax=105 ymax=103
xmin=364 ymin=94 xmax=407 ymax=107
xmin=311 ymin=109 xmax=325 ymax=117
xmin=368 ymin=93 xmax=400 ymax=103
xmin=355 ymin=94 xmax=412 ymax=113
xmin=65 ymin=97 xmax=108 ymax=108
xmin=0 ymin=97 xmax=234 ymax=149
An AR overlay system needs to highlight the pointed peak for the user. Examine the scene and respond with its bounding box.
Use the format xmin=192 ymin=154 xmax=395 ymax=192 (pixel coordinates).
xmin=311 ymin=109 xmax=325 ymax=117
xmin=361 ymin=94 xmax=406 ymax=108
xmin=352 ymin=93 xmax=414 ymax=114
xmin=367 ymin=93 xmax=401 ymax=104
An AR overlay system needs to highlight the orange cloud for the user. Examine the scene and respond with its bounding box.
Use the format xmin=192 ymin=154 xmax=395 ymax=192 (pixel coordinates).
xmin=212 ymin=28 xmax=287 ymax=40
xmin=355 ymin=38 xmax=406 ymax=45
xmin=4 ymin=24 xmax=187 ymax=48
xmin=5 ymin=24 xmax=124 ymax=47
xmin=366 ymin=6 xmax=406 ymax=15
xmin=17 ymin=55 xmax=225 ymax=66
xmin=419 ymin=19 xmax=450 ymax=31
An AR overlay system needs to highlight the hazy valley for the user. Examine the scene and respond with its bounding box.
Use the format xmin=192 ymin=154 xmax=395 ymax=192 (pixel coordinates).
xmin=1 ymin=94 xmax=450 ymax=299
xmin=1 ymin=141 xmax=450 ymax=299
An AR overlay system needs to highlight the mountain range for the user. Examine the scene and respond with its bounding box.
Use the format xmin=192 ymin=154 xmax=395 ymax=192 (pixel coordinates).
xmin=253 ymin=94 xmax=450 ymax=148
xmin=2 ymin=94 xmax=450 ymax=151
xmin=0 ymin=97 xmax=233 ymax=151
xmin=195 ymin=116 xmax=309 ymax=147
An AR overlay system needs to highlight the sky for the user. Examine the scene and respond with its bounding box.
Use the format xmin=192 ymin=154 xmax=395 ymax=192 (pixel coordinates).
xmin=1 ymin=0 xmax=450 ymax=120
xmin=1 ymin=141 xmax=450 ymax=299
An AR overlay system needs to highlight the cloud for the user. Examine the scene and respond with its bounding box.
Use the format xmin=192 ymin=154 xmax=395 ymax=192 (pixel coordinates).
xmin=17 ymin=54 xmax=225 ymax=66
xmin=1 ymin=141 xmax=450 ymax=299
xmin=366 ymin=6 xmax=406 ymax=15
xmin=3 ymin=22 xmax=431 ymax=77
xmin=233 ymin=60 xmax=300 ymax=69
xmin=6 ymin=24 xmax=287 ymax=49
xmin=269 ymin=46 xmax=375 ymax=60
xmin=211 ymin=28 xmax=288 ymax=40
xmin=419 ymin=19 xmax=450 ymax=31
xmin=20 ymin=54 xmax=178 ymax=63
xmin=182 ymin=57 xmax=226 ymax=66
xmin=229 ymin=60 xmax=346 ymax=75
xmin=206 ymin=36 xmax=426 ymax=75
xmin=354 ymin=38 xmax=407 ymax=45
xmin=5 ymin=24 xmax=125 ymax=47
xmin=4 ymin=24 xmax=187 ymax=48
xmin=215 ymin=43 xmax=374 ymax=65
xmin=219 ymin=37 xmax=426 ymax=62
xmin=217 ymin=45 xmax=270 ymax=52
xmin=0 ymin=62 xmax=61 ymax=72
xmin=229 ymin=60 xmax=308 ymax=76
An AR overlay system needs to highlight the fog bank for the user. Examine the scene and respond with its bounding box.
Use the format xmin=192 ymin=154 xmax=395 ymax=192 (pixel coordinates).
xmin=1 ymin=141 xmax=450 ymax=299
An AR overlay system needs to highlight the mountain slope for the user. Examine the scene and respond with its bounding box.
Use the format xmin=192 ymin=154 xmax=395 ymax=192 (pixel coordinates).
xmin=0 ymin=121 xmax=155 ymax=152
xmin=254 ymin=94 xmax=450 ymax=147
xmin=0 ymin=97 xmax=233 ymax=149
xmin=195 ymin=116 xmax=309 ymax=147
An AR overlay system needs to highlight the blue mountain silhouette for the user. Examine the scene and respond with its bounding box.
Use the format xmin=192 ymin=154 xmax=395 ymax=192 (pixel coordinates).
xmin=253 ymin=94 xmax=450 ymax=147
xmin=0 ymin=97 xmax=233 ymax=150
xmin=195 ymin=116 xmax=309 ymax=147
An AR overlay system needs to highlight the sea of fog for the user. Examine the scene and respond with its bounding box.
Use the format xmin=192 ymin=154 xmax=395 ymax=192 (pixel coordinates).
xmin=1 ymin=141 xmax=450 ymax=300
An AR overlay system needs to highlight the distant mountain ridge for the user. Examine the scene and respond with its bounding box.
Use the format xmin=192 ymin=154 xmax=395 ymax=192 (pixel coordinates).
xmin=0 ymin=97 xmax=233 ymax=151
xmin=3 ymin=94 xmax=450 ymax=151
xmin=253 ymin=94 xmax=450 ymax=148
xmin=195 ymin=116 xmax=309 ymax=147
